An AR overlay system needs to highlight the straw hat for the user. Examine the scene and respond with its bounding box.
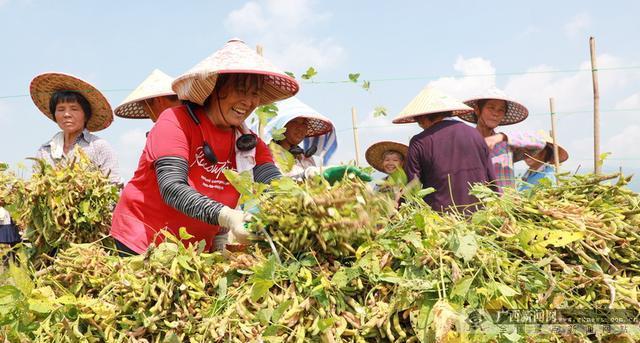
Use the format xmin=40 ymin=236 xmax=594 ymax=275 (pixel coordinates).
xmin=114 ymin=69 xmax=175 ymax=119
xmin=275 ymin=97 xmax=333 ymax=137
xmin=392 ymin=87 xmax=473 ymax=124
xmin=534 ymin=130 xmax=569 ymax=163
xmin=460 ymin=88 xmax=529 ymax=126
xmin=365 ymin=141 xmax=408 ymax=173
xmin=30 ymin=72 xmax=113 ymax=132
xmin=172 ymin=38 xmax=299 ymax=106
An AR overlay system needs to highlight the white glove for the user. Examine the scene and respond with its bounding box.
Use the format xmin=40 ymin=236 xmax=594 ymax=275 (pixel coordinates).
xmin=218 ymin=206 xmax=251 ymax=244
xmin=213 ymin=232 xmax=229 ymax=251
xmin=303 ymin=166 xmax=321 ymax=179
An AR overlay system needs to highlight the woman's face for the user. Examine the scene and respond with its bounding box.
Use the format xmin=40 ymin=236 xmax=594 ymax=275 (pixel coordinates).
xmin=477 ymin=99 xmax=507 ymax=129
xmin=54 ymin=101 xmax=86 ymax=135
xmin=524 ymin=148 xmax=548 ymax=168
xmin=216 ymin=81 xmax=261 ymax=128
xmin=382 ymin=152 xmax=403 ymax=174
xmin=284 ymin=118 xmax=308 ymax=146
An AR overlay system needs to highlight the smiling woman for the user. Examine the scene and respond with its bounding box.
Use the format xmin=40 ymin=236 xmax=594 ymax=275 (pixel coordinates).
xmin=110 ymin=38 xmax=299 ymax=256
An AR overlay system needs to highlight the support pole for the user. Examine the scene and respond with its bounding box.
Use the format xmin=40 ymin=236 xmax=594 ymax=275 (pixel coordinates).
xmin=351 ymin=107 xmax=361 ymax=166
xmin=549 ymin=97 xmax=561 ymax=172
xmin=589 ymin=37 xmax=601 ymax=175
xmin=256 ymin=44 xmax=265 ymax=140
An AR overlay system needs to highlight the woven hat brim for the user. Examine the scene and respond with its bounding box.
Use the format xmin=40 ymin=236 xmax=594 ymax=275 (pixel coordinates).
xmin=543 ymin=141 xmax=569 ymax=163
xmin=173 ymin=69 xmax=299 ymax=106
xmin=365 ymin=141 xmax=409 ymax=173
xmin=392 ymin=108 xmax=473 ymax=124
xmin=114 ymin=93 xmax=177 ymax=119
xmin=294 ymin=115 xmax=333 ymax=137
xmin=30 ymin=73 xmax=113 ymax=132
xmin=459 ymin=97 xmax=529 ymax=126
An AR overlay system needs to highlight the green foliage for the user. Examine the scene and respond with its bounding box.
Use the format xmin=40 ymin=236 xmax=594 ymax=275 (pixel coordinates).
xmin=301 ymin=67 xmax=318 ymax=80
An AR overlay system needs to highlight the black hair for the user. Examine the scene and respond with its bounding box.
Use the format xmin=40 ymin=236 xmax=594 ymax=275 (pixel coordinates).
xmin=204 ymin=73 xmax=266 ymax=107
xmin=49 ymin=91 xmax=93 ymax=126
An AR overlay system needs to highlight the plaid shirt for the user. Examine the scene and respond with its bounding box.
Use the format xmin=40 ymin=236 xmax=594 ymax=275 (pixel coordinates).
xmin=490 ymin=131 xmax=546 ymax=190
xmin=36 ymin=129 xmax=123 ymax=184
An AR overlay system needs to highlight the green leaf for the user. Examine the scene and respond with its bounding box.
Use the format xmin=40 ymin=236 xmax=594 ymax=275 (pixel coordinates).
xmin=178 ymin=227 xmax=194 ymax=240
xmin=301 ymin=67 xmax=318 ymax=80
xmin=454 ymin=234 xmax=478 ymax=263
xmin=256 ymin=307 xmax=274 ymax=325
xmin=331 ymin=268 xmax=360 ymax=288
xmin=269 ymin=142 xmax=295 ymax=173
xmin=256 ymin=104 xmax=279 ymax=128
xmin=362 ymin=80 xmax=371 ymax=91
xmin=348 ymin=73 xmax=360 ymax=83
xmin=373 ymin=106 xmax=387 ymax=117
xmin=318 ymin=317 xmax=337 ymax=332
xmin=9 ymin=262 xmax=33 ymax=297
xmin=263 ymin=325 xmax=279 ymax=336
xmin=451 ymin=276 xmax=474 ymax=299
xmin=270 ymin=127 xmax=287 ymax=142
xmin=402 ymin=231 xmax=422 ymax=249
xmin=493 ymin=282 xmax=519 ymax=297
xmin=284 ymin=71 xmax=295 ymax=78
xmin=272 ymin=299 xmax=293 ymax=322
xmin=252 ymin=257 xmax=276 ymax=280
xmin=251 ymin=279 xmax=275 ymax=302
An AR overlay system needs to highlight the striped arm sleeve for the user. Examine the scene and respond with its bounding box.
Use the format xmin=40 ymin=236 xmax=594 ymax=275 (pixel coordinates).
xmin=253 ymin=162 xmax=282 ymax=184
xmin=154 ymin=156 xmax=225 ymax=227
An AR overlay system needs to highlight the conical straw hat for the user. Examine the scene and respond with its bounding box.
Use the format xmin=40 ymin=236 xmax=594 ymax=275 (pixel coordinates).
xmin=460 ymin=88 xmax=529 ymax=126
xmin=172 ymin=38 xmax=299 ymax=106
xmin=114 ymin=69 xmax=176 ymax=119
xmin=30 ymin=72 xmax=113 ymax=132
xmin=365 ymin=141 xmax=408 ymax=173
xmin=535 ymin=130 xmax=569 ymax=163
xmin=273 ymin=97 xmax=333 ymax=137
xmin=392 ymin=87 xmax=473 ymax=124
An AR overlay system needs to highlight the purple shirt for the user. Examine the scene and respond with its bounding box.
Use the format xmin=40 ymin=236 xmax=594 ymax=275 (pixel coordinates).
xmin=405 ymin=120 xmax=496 ymax=212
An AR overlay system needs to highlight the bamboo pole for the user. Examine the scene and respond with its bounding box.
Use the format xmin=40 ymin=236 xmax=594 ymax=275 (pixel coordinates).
xmin=256 ymin=44 xmax=265 ymax=140
xmin=589 ymin=37 xmax=601 ymax=175
xmin=549 ymin=97 xmax=560 ymax=172
xmin=351 ymin=107 xmax=361 ymax=166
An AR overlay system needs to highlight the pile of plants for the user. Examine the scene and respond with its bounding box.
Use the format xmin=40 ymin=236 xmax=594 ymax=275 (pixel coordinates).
xmin=1 ymin=170 xmax=639 ymax=342
xmin=0 ymin=149 xmax=120 ymax=259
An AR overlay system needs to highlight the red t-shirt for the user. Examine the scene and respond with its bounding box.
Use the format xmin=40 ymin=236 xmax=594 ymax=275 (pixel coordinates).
xmin=110 ymin=105 xmax=273 ymax=253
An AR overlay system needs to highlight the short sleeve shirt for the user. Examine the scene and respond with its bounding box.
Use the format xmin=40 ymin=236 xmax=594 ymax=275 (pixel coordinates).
xmin=110 ymin=105 xmax=273 ymax=253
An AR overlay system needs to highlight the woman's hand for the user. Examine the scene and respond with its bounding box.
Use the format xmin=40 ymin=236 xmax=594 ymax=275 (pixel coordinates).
xmin=484 ymin=133 xmax=506 ymax=150
xmin=218 ymin=207 xmax=252 ymax=244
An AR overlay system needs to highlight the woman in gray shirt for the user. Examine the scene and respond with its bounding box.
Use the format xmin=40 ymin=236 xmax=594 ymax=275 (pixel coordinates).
xmin=30 ymin=73 xmax=122 ymax=185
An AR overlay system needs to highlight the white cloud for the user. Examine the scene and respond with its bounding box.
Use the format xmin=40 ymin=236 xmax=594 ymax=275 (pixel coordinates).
xmin=564 ymin=12 xmax=591 ymax=38
xmin=426 ymin=56 xmax=496 ymax=99
xmin=225 ymin=2 xmax=268 ymax=35
xmin=329 ymin=108 xmax=421 ymax=166
xmin=224 ymin=0 xmax=345 ymax=72
xmin=616 ymin=93 xmax=640 ymax=109
xmin=0 ymin=101 xmax=10 ymax=125
xmin=517 ymin=25 xmax=541 ymax=40
xmin=605 ymin=125 xmax=640 ymax=158
xmin=117 ymin=128 xmax=147 ymax=181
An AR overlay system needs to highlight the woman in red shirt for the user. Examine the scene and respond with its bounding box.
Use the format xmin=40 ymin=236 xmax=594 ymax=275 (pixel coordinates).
xmin=110 ymin=39 xmax=299 ymax=255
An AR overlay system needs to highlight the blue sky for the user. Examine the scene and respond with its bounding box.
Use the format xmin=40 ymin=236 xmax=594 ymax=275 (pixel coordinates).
xmin=1 ymin=1 xmax=640 ymax=189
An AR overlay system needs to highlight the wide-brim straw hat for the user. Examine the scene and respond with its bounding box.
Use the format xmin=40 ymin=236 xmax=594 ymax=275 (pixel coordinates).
xmin=536 ymin=131 xmax=569 ymax=163
xmin=114 ymin=69 xmax=175 ymax=120
xmin=275 ymin=97 xmax=333 ymax=137
xmin=365 ymin=141 xmax=409 ymax=173
xmin=460 ymin=88 xmax=529 ymax=126
xmin=172 ymin=38 xmax=299 ymax=106
xmin=392 ymin=87 xmax=473 ymax=124
xmin=30 ymin=72 xmax=113 ymax=132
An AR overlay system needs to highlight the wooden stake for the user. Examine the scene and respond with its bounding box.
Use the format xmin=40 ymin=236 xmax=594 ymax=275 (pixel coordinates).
xmin=351 ymin=107 xmax=361 ymax=166
xmin=256 ymin=44 xmax=265 ymax=140
xmin=549 ymin=97 xmax=561 ymax=172
xmin=589 ymin=37 xmax=601 ymax=175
